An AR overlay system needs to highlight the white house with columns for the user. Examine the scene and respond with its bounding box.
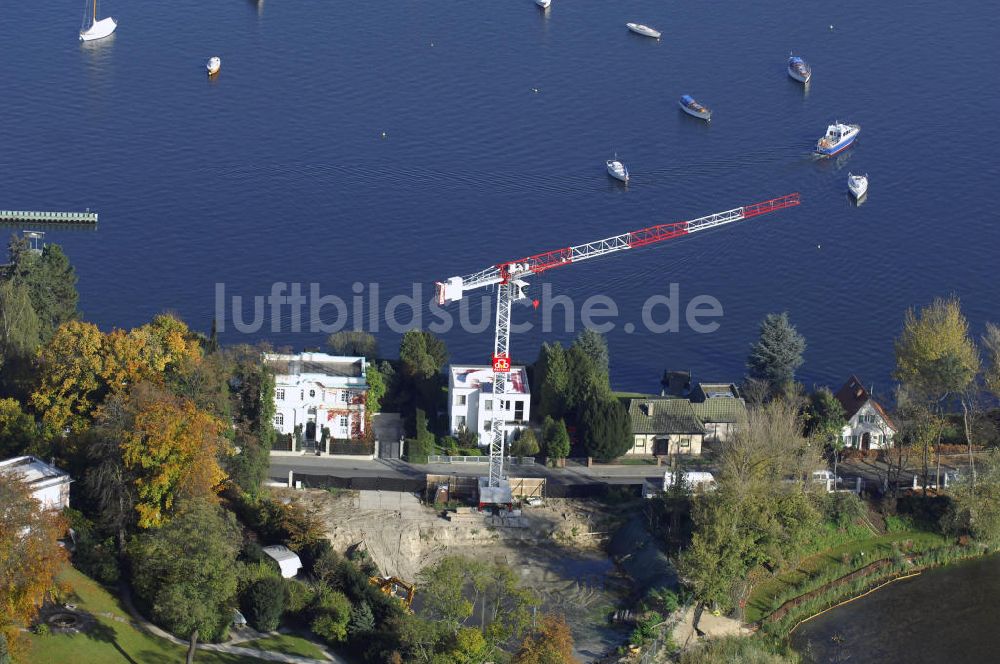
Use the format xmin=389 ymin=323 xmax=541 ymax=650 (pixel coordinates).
xmin=448 ymin=365 xmax=530 ymax=446
xmin=264 ymin=352 xmax=369 ymax=453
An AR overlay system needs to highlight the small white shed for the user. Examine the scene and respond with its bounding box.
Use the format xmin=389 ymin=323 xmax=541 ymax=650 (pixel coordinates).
xmin=662 ymin=470 xmax=716 ymax=492
xmin=261 ymin=545 xmax=302 ymax=578
xmin=0 ymin=456 xmax=72 ymax=510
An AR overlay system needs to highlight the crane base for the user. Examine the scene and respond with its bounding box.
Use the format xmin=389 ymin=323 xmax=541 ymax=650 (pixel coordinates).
xmin=477 ymin=477 xmax=513 ymax=508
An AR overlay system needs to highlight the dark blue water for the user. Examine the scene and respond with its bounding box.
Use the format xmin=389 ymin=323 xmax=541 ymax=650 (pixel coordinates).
xmin=792 ymin=554 xmax=1000 ymax=663
xmin=3 ymin=0 xmax=998 ymax=392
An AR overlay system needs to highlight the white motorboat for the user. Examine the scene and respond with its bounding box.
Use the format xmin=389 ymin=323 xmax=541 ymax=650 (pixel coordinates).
xmin=607 ymin=159 xmax=629 ymax=183
xmin=848 ymin=173 xmax=868 ymax=199
xmin=207 ymin=57 xmax=221 ymax=76
xmin=626 ymin=23 xmax=661 ymax=39
xmin=80 ymin=0 xmax=117 ymax=41
xmin=535 ymin=0 xmax=551 ymax=8
xmin=815 ymin=122 xmax=860 ymax=156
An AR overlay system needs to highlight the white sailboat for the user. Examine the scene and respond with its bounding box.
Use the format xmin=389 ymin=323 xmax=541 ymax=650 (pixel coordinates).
xmin=80 ymin=0 xmax=117 ymax=42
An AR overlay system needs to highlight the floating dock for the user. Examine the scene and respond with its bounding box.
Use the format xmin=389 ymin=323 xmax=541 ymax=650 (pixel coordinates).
xmin=0 ymin=210 xmax=98 ymax=224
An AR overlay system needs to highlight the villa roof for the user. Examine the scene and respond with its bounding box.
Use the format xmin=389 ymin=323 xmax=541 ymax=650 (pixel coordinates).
xmin=265 ymin=352 xmax=365 ymax=379
xmin=834 ymin=375 xmax=896 ymax=431
xmin=0 ymin=456 xmax=72 ymax=490
xmin=629 ymin=398 xmax=706 ymax=435
xmin=450 ymin=365 xmax=529 ymax=395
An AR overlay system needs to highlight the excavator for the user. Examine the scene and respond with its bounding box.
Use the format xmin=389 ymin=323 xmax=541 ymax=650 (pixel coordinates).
xmin=368 ymin=575 xmax=415 ymax=610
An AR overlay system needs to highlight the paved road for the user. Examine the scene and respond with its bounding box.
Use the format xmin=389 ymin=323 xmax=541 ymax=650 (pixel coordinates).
xmin=268 ymin=456 xmax=668 ymax=486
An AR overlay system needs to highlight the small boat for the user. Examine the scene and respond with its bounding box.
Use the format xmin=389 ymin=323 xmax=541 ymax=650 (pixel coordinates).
xmin=626 ymin=23 xmax=661 ymax=39
xmin=606 ymin=158 xmax=629 ymax=183
xmin=207 ymin=57 xmax=221 ymax=76
xmin=679 ymin=95 xmax=712 ymax=121
xmin=535 ymin=0 xmax=551 ymax=8
xmin=848 ymin=173 xmax=868 ymax=199
xmin=787 ymin=55 xmax=811 ymax=83
xmin=815 ymin=122 xmax=860 ymax=156
xmin=80 ymin=0 xmax=117 ymax=42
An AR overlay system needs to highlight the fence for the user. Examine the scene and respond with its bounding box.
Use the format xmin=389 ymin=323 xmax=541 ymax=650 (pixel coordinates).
xmin=427 ymin=455 xmax=536 ymax=465
xmin=281 ymin=472 xmax=423 ymax=493
xmin=425 ymin=475 xmax=546 ymax=501
xmin=328 ymin=440 xmax=375 ymax=456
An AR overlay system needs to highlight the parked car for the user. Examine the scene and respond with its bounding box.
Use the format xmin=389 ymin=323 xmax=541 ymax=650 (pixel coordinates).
xmin=811 ymin=470 xmax=844 ymax=485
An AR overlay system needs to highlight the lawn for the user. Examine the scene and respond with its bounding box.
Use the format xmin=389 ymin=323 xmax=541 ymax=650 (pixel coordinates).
xmin=241 ymin=634 xmax=327 ymax=659
xmin=25 ymin=566 xmax=271 ymax=664
xmin=744 ymin=529 xmax=948 ymax=623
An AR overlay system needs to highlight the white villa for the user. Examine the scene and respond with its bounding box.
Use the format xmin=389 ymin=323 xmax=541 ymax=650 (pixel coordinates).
xmin=834 ymin=375 xmax=896 ymax=450
xmin=0 ymin=456 xmax=72 ymax=510
xmin=264 ymin=352 xmax=369 ymax=453
xmin=448 ymin=365 xmax=531 ymax=446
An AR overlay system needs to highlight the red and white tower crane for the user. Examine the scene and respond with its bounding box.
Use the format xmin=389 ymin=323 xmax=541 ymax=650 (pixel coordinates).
xmin=436 ymin=193 xmax=801 ymax=505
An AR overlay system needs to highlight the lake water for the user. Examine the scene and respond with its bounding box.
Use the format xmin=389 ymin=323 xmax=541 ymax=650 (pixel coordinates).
xmin=3 ymin=0 xmax=998 ymax=393
xmin=792 ymin=554 xmax=1000 ymax=663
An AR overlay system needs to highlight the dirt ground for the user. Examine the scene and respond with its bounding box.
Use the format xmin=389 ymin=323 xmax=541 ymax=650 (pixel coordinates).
xmin=275 ymin=487 xmax=632 ymax=659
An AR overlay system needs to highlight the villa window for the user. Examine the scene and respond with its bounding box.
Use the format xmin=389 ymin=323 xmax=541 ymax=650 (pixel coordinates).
xmin=274 ymin=413 xmax=284 ymax=426
xmin=485 ymin=400 xmax=493 ymax=410
xmin=341 ymin=391 xmax=349 ymax=403
xmin=309 ymin=389 xmax=316 ymax=398
xmin=458 ymin=395 xmax=467 ymax=406
xmin=456 ymin=416 xmax=466 ymax=429
xmin=276 ymin=388 xmax=285 ymax=400
xmin=484 ymin=421 xmax=492 ymax=431
xmin=678 ymin=436 xmax=691 ymax=450
xmin=340 ymin=416 xmax=349 ymax=429
xmin=514 ymin=401 xmax=525 ymax=422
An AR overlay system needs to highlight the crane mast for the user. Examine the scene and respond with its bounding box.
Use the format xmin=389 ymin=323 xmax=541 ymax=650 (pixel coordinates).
xmin=436 ymin=193 xmax=801 ymax=505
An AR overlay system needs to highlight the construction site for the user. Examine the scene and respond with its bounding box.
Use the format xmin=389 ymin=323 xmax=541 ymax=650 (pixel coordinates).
xmin=275 ymin=481 xmax=638 ymax=659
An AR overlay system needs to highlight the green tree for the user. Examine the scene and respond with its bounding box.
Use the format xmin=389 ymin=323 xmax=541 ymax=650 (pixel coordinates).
xmin=894 ymin=296 xmax=980 ymax=484
xmin=983 ymin=322 xmax=1000 ymax=399
xmin=805 ymin=387 xmax=848 ymax=482
xmin=564 ymin=345 xmax=610 ymax=414
xmin=408 ymin=408 xmax=435 ymax=462
xmin=241 ymin=577 xmax=287 ymax=632
xmin=327 ymin=331 xmax=379 ymax=359
xmin=0 ymin=398 xmax=41 ymax=458
xmin=400 ymin=330 xmax=448 ymax=379
xmin=534 ymin=342 xmax=569 ymax=420
xmin=0 ymin=280 xmax=41 ymax=370
xmin=542 ymin=417 xmax=571 ymax=460
xmin=511 ymin=428 xmax=540 ymax=458
xmin=947 ymin=449 xmax=1000 ymax=544
xmin=746 ymin=312 xmax=806 ymax=395
xmin=571 ymin=329 xmax=609 ymax=380
xmin=129 ymin=500 xmax=241 ymax=648
xmin=227 ymin=346 xmax=276 ymax=495
xmin=366 ymin=361 xmax=387 ymax=415
xmin=310 ymin=586 xmax=352 ymax=644
xmin=579 ymin=398 xmax=631 ymax=461
xmin=4 ymin=237 xmax=78 ymax=343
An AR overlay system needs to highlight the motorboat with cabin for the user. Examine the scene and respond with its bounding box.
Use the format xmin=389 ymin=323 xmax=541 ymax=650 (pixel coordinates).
xmin=787 ymin=55 xmax=811 ymax=83
xmin=815 ymin=122 xmax=860 ymax=156
xmin=679 ymin=95 xmax=712 ymax=121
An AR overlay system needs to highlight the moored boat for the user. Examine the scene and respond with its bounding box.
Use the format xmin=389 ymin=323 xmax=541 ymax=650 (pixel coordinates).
xmin=679 ymin=94 xmax=711 ymax=121
xmin=787 ymin=55 xmax=811 ymax=83
xmin=207 ymin=57 xmax=221 ymax=76
xmin=626 ymin=23 xmax=661 ymax=39
xmin=80 ymin=0 xmax=117 ymax=42
xmin=848 ymin=172 xmax=868 ymax=199
xmin=535 ymin=0 xmax=551 ymax=8
xmin=606 ymin=158 xmax=629 ymax=183
xmin=815 ymin=121 xmax=860 ymax=156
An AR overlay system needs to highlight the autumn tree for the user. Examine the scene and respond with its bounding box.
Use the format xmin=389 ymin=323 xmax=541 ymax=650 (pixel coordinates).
xmin=983 ymin=323 xmax=1000 ymax=399
xmin=30 ymin=320 xmax=106 ymax=433
xmin=0 ymin=398 xmax=41 ymax=458
xmin=0 ymin=472 xmax=68 ymax=658
xmin=129 ymin=500 xmax=240 ymax=654
xmin=746 ymin=312 xmax=806 ymax=396
xmin=120 ymin=386 xmax=230 ymax=528
xmin=513 ymin=614 xmax=580 ymax=664
xmin=894 ymin=296 xmax=980 ymax=484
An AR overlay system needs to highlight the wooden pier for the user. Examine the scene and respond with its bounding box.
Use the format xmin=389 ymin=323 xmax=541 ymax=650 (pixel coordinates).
xmin=0 ymin=209 xmax=98 ymax=224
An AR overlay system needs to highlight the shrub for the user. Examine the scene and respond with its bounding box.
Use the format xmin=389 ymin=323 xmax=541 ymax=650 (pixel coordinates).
xmin=242 ymin=577 xmax=288 ymax=632
xmin=823 ymin=492 xmax=865 ymax=528
xmin=284 ymin=578 xmax=315 ymax=616
xmin=542 ymin=416 xmax=570 ymax=459
xmin=348 ymin=601 xmax=375 ymax=636
xmin=237 ymin=560 xmax=281 ymax=594
xmin=33 ymin=624 xmax=50 ymax=637
xmin=511 ymin=429 xmax=540 ymax=458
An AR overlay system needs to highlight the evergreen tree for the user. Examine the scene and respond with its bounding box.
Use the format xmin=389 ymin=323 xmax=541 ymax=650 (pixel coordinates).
xmin=746 ymin=312 xmax=806 ymax=393
xmin=348 ymin=601 xmax=375 ymax=636
xmin=571 ymin=329 xmax=610 ymax=380
xmin=535 ymin=342 xmax=569 ymax=420
xmin=579 ymin=398 xmax=631 ymax=461
xmin=565 ymin=345 xmax=610 ymax=414
xmin=542 ymin=416 xmax=571 ymax=459
xmin=511 ymin=429 xmax=540 ymax=458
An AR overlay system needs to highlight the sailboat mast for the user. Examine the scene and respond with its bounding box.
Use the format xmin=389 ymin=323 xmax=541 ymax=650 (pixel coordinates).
xmin=93 ymin=0 xmax=97 ymax=23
